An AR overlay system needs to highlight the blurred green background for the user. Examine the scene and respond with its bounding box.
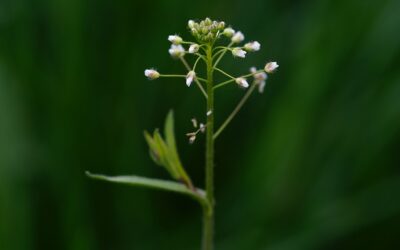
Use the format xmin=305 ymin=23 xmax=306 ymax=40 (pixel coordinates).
xmin=1 ymin=0 xmax=400 ymax=249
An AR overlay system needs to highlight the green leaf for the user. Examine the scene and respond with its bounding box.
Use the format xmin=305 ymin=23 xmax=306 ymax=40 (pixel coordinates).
xmin=164 ymin=110 xmax=177 ymax=152
xmin=153 ymin=129 xmax=180 ymax=179
xmin=85 ymin=171 xmax=208 ymax=208
xmin=142 ymin=110 xmax=194 ymax=189
xmin=163 ymin=110 xmax=193 ymax=188
xmin=143 ymin=130 xmax=162 ymax=166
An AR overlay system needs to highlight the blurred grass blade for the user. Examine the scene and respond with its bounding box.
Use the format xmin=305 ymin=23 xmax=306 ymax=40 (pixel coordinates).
xmin=85 ymin=171 xmax=207 ymax=205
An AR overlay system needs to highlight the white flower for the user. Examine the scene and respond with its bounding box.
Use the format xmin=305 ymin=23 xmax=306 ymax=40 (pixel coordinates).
xmin=250 ymin=67 xmax=267 ymax=93
xmin=223 ymin=27 xmax=235 ymax=37
xmin=168 ymin=44 xmax=185 ymax=58
xmin=189 ymin=135 xmax=196 ymax=144
xmin=191 ymin=118 xmax=198 ymax=128
xmin=231 ymin=31 xmax=244 ymax=43
xmin=264 ymin=62 xmax=279 ymax=73
xmin=188 ymin=20 xmax=195 ymax=29
xmin=235 ymin=77 xmax=249 ymax=88
xmin=186 ymin=71 xmax=196 ymax=87
xmin=207 ymin=110 xmax=212 ymax=116
xmin=199 ymin=123 xmax=206 ymax=133
xmin=244 ymin=41 xmax=261 ymax=52
xmin=188 ymin=44 xmax=199 ymax=53
xmin=144 ymin=69 xmax=160 ymax=80
xmin=168 ymin=35 xmax=183 ymax=45
xmin=232 ymin=48 xmax=246 ymax=58
xmin=258 ymin=81 xmax=266 ymax=93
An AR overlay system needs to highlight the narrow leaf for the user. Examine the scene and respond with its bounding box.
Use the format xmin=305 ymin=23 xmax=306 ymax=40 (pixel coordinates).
xmin=163 ymin=110 xmax=193 ymax=187
xmin=143 ymin=130 xmax=162 ymax=165
xmin=85 ymin=171 xmax=207 ymax=206
xmin=153 ymin=130 xmax=180 ymax=179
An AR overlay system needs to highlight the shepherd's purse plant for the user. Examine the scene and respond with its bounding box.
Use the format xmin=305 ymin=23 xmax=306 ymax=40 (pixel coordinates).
xmin=87 ymin=17 xmax=278 ymax=250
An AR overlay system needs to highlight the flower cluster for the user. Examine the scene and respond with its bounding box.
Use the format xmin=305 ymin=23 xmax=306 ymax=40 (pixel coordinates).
xmin=189 ymin=18 xmax=226 ymax=43
xmin=144 ymin=17 xmax=279 ymax=141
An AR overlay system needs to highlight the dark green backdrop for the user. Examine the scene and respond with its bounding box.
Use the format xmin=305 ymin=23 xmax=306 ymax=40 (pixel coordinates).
xmin=1 ymin=0 xmax=400 ymax=249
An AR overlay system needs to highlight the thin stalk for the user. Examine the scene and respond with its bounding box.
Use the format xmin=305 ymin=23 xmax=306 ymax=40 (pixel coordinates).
xmin=213 ymin=41 xmax=234 ymax=68
xmin=202 ymin=44 xmax=215 ymax=250
xmin=160 ymin=74 xmax=207 ymax=83
xmin=214 ymin=82 xmax=257 ymax=139
xmin=213 ymin=78 xmax=236 ymax=90
xmin=213 ymin=70 xmax=265 ymax=90
xmin=179 ymin=57 xmax=208 ymax=99
xmin=214 ymin=67 xmax=236 ymax=79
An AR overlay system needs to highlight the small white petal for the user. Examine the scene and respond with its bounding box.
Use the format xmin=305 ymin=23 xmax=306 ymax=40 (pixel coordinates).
xmin=264 ymin=62 xmax=279 ymax=73
xmin=189 ymin=135 xmax=196 ymax=144
xmin=191 ymin=118 xmax=198 ymax=128
xmin=186 ymin=71 xmax=196 ymax=87
xmin=207 ymin=110 xmax=212 ymax=116
xmin=188 ymin=44 xmax=199 ymax=53
xmin=169 ymin=44 xmax=185 ymax=58
xmin=168 ymin=35 xmax=183 ymax=44
xmin=199 ymin=123 xmax=206 ymax=133
xmin=144 ymin=69 xmax=160 ymax=80
xmin=258 ymin=81 xmax=266 ymax=93
xmin=232 ymin=48 xmax=246 ymax=58
xmin=231 ymin=31 xmax=244 ymax=43
xmin=244 ymin=41 xmax=261 ymax=52
xmin=235 ymin=77 xmax=249 ymax=88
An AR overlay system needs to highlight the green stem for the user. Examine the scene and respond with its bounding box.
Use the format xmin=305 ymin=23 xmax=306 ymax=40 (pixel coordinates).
xmin=203 ymin=44 xmax=215 ymax=250
xmin=213 ymin=78 xmax=236 ymax=90
xmin=214 ymin=82 xmax=258 ymax=140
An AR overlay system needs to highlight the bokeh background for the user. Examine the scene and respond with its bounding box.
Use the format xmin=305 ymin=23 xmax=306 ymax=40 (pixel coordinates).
xmin=1 ymin=0 xmax=400 ymax=249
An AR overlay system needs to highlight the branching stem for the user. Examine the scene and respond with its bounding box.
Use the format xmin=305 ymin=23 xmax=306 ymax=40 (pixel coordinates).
xmin=214 ymin=82 xmax=257 ymax=139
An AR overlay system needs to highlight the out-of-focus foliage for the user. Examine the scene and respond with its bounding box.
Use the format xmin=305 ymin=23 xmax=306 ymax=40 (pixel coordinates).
xmin=0 ymin=0 xmax=399 ymax=249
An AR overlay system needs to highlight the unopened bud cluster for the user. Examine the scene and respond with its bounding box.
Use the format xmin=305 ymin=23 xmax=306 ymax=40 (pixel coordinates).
xmin=188 ymin=18 xmax=225 ymax=43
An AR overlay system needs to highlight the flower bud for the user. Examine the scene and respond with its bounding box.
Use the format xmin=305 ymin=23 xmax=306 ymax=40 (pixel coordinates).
xmin=244 ymin=41 xmax=261 ymax=52
xmin=191 ymin=118 xmax=198 ymax=128
xmin=199 ymin=123 xmax=206 ymax=133
xmin=223 ymin=27 xmax=235 ymax=37
xmin=168 ymin=35 xmax=183 ymax=45
xmin=186 ymin=71 xmax=196 ymax=87
xmin=232 ymin=48 xmax=247 ymax=58
xmin=168 ymin=44 xmax=185 ymax=58
xmin=231 ymin=31 xmax=244 ymax=43
xmin=264 ymin=62 xmax=279 ymax=73
xmin=189 ymin=135 xmax=196 ymax=144
xmin=188 ymin=20 xmax=195 ymax=29
xmin=235 ymin=77 xmax=249 ymax=88
xmin=144 ymin=69 xmax=160 ymax=80
xmin=188 ymin=44 xmax=200 ymax=53
xmin=250 ymin=67 xmax=267 ymax=93
xmin=218 ymin=21 xmax=225 ymax=30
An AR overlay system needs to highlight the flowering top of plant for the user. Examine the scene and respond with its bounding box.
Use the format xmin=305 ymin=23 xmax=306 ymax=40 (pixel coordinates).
xmin=89 ymin=17 xmax=279 ymax=250
xmin=145 ymin=17 xmax=278 ymax=98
